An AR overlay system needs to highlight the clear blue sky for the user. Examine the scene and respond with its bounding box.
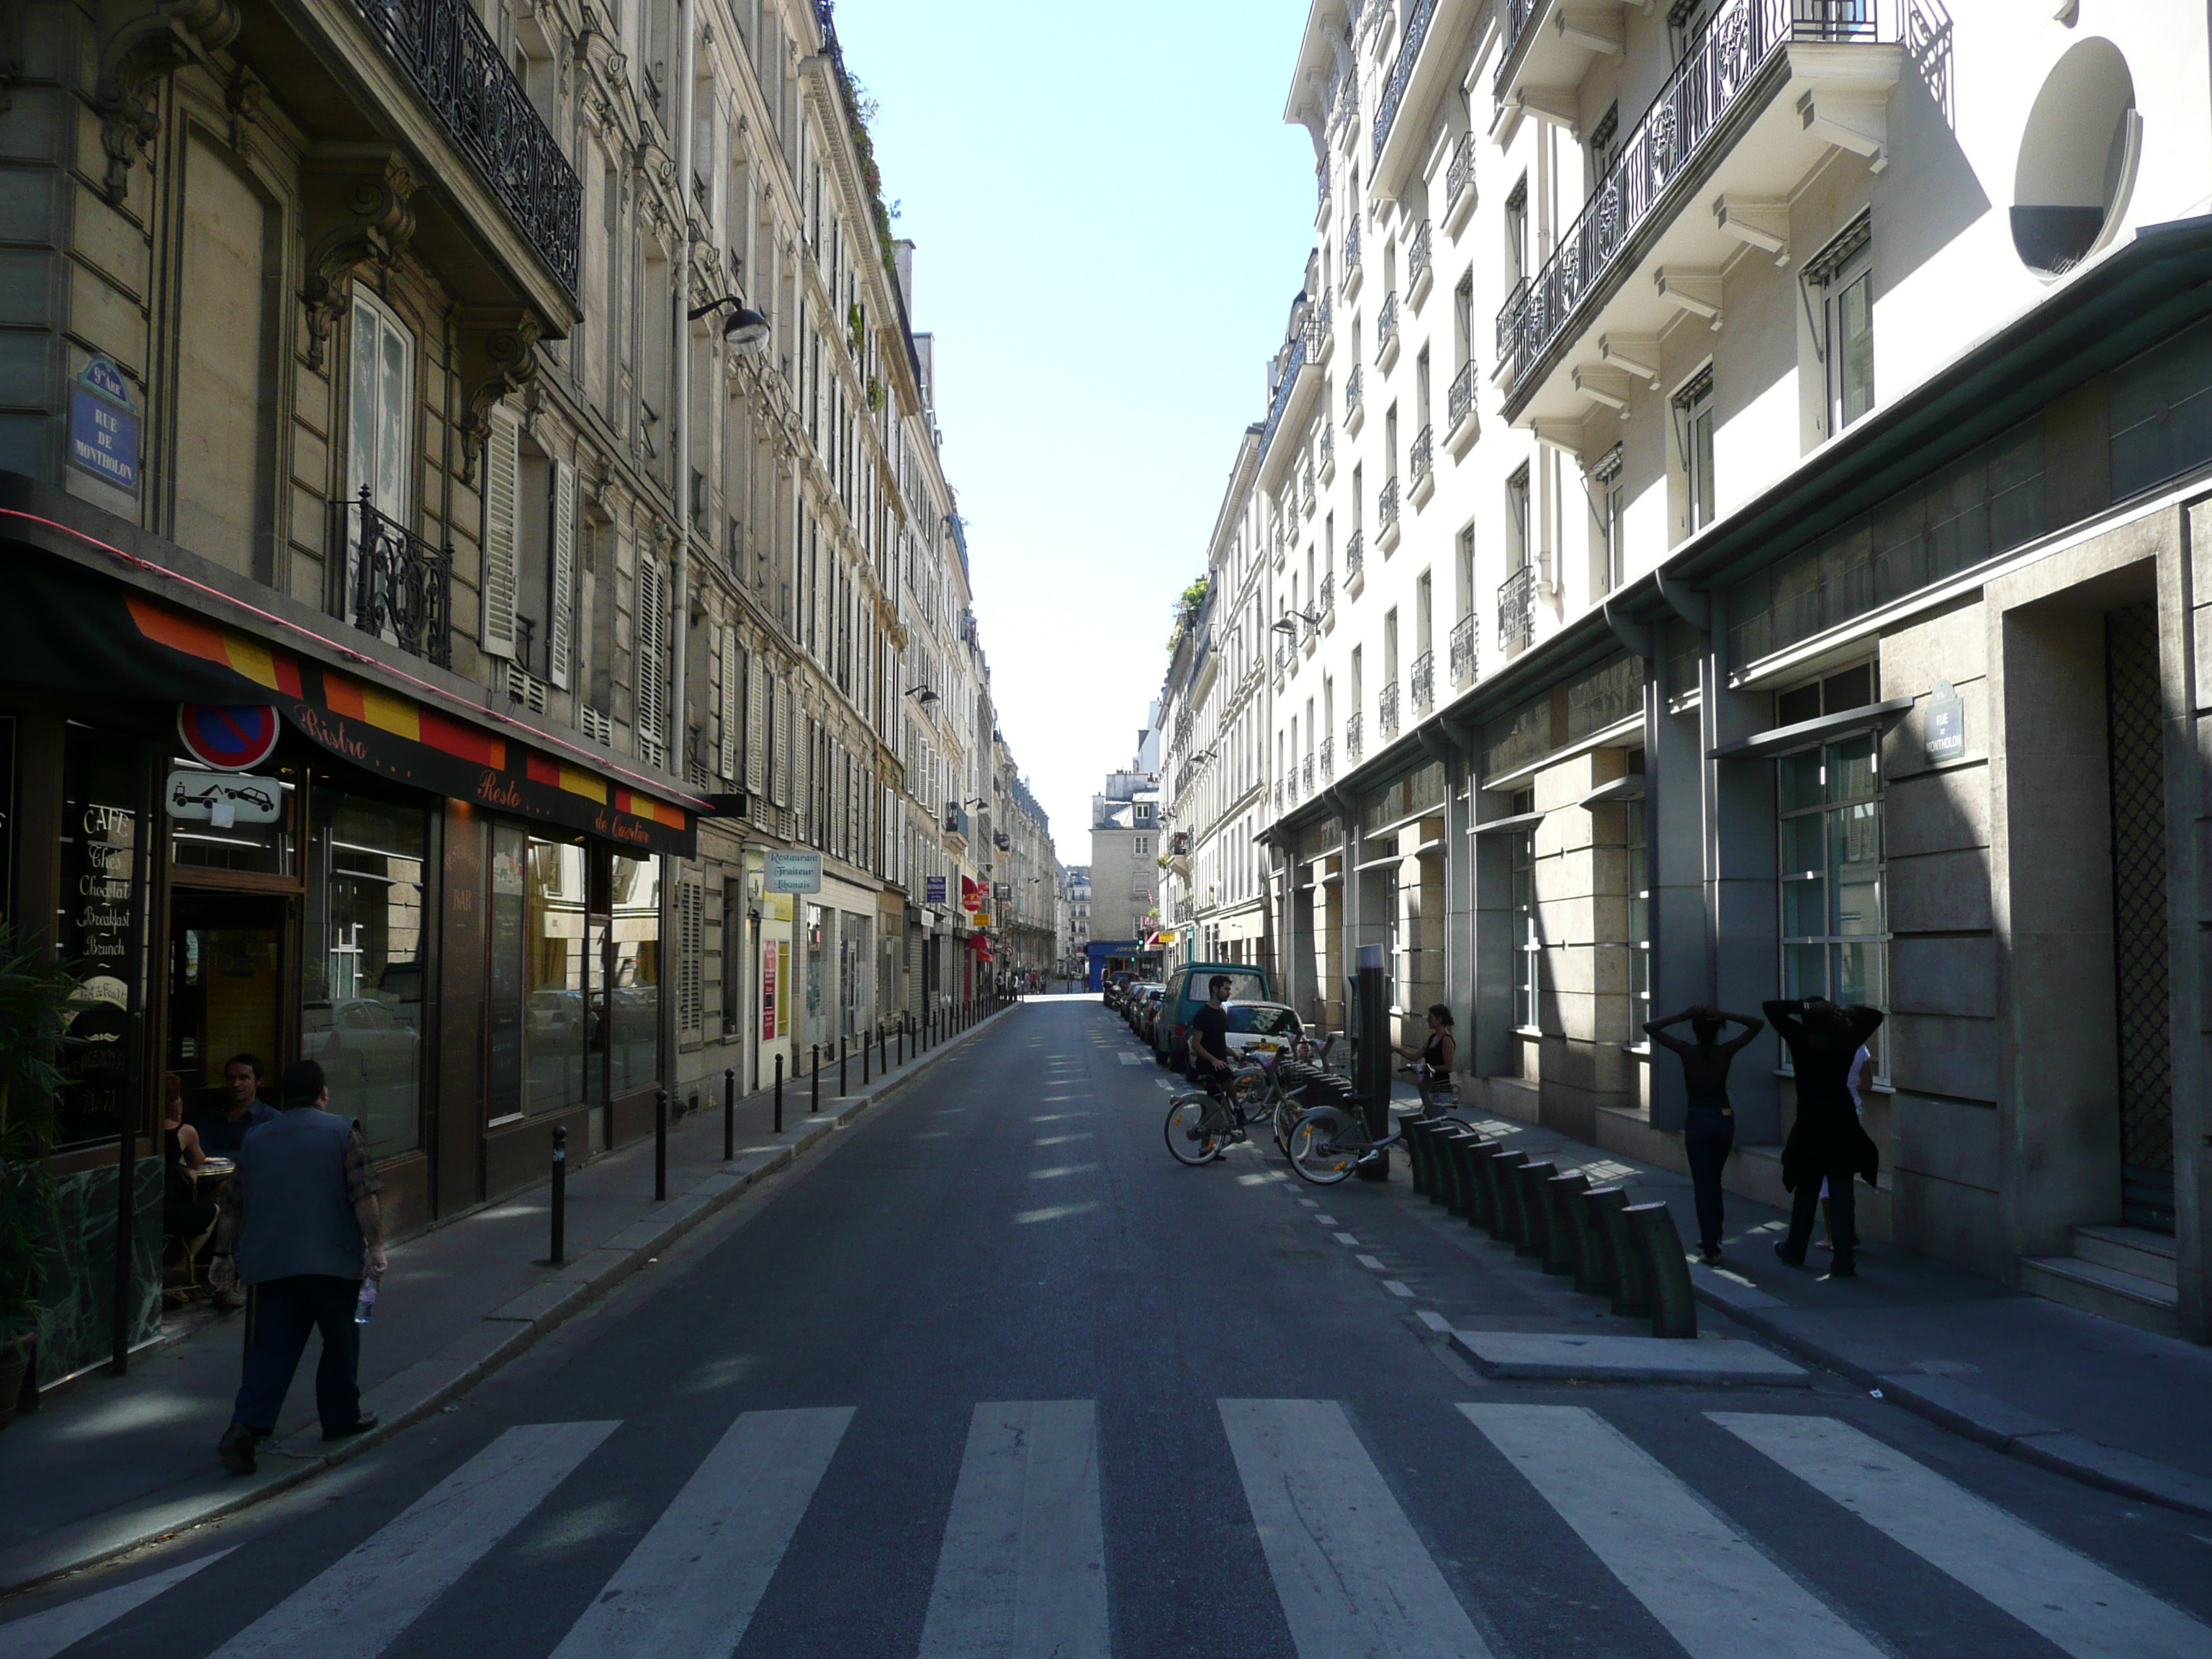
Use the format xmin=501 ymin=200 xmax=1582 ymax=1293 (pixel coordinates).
xmin=831 ymin=0 xmax=1318 ymax=862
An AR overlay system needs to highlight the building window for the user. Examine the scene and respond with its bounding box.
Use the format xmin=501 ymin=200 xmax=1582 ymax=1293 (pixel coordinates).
xmin=1593 ymin=442 xmax=1626 ymax=591
xmin=1505 ymin=176 xmax=1529 ymax=290
xmin=1589 ymin=102 xmax=1622 ymax=182
xmin=1625 ymin=771 xmax=1650 ymax=1038
xmin=1676 ymin=367 xmax=1715 ymax=532
xmin=1506 ymin=464 xmax=1531 ymax=572
xmin=610 ymin=851 xmax=662 ymax=1096
xmin=1815 ymin=217 xmax=1876 ymax=433
xmin=1778 ymin=729 xmax=1887 ymax=1073
xmin=1511 ymin=797 xmax=1539 ymax=1033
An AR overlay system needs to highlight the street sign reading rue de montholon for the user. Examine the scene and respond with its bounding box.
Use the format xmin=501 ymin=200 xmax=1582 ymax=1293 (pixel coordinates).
xmin=765 ymin=851 xmax=822 ymax=894
xmin=1924 ymin=681 xmax=1965 ymax=764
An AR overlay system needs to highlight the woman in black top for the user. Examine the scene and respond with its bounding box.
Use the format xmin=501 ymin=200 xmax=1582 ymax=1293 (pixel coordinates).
xmin=1763 ymin=998 xmax=1884 ymax=1275
xmin=1395 ymin=1004 xmax=1457 ymax=1118
xmin=1645 ymin=1005 xmax=1764 ymax=1263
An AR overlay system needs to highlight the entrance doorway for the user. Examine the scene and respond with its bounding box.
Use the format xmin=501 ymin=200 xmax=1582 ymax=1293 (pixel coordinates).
xmin=167 ymin=892 xmax=289 ymax=1107
xmin=2105 ymin=603 xmax=2174 ymax=1233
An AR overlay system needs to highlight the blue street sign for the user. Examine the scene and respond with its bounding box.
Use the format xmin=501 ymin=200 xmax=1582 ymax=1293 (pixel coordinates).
xmin=69 ymin=358 xmax=139 ymax=490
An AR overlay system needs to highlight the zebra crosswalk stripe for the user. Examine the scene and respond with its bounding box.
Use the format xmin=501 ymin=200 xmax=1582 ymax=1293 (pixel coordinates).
xmin=916 ymin=1401 xmax=1109 ymax=1659
xmin=1220 ymin=1398 xmax=1493 ymax=1659
xmin=1460 ymin=1403 xmax=1883 ymax=1659
xmin=549 ymin=1406 xmax=853 ymax=1659
xmin=0 ymin=1550 xmax=232 ymax=1659
xmin=210 ymin=1421 xmax=619 ymax=1659
xmin=1712 ymin=1412 xmax=2212 ymax=1659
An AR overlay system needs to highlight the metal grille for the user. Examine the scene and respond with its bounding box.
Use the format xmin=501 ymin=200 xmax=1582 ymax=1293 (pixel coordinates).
xmin=2105 ymin=603 xmax=2175 ymax=1233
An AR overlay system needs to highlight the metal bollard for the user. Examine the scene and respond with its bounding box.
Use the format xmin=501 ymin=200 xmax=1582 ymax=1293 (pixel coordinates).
xmin=773 ymin=1053 xmax=784 ymax=1134
xmin=811 ymin=1045 xmax=821 ymax=1114
xmin=863 ymin=1029 xmax=871 ymax=1086
xmin=549 ymin=1124 xmax=567 ymax=1265
xmin=654 ymin=1088 xmax=669 ymax=1201
xmin=840 ymin=1036 xmax=848 ymax=1097
xmin=724 ymin=1068 xmax=736 ymax=1161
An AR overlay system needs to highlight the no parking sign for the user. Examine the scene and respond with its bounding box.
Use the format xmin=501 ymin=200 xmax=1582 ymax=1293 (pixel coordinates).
xmin=177 ymin=703 xmax=281 ymax=771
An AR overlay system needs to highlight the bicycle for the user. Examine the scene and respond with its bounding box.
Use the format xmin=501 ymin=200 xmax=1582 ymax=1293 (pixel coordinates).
xmin=1283 ymin=1061 xmax=1446 ymax=1184
xmin=1163 ymin=1064 xmax=1267 ymax=1166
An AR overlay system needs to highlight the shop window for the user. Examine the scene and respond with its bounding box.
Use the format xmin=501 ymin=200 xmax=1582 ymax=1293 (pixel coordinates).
xmin=305 ymin=790 xmax=427 ymax=1156
xmin=169 ymin=760 xmax=295 ymax=875
xmin=487 ymin=824 xmax=527 ymax=1123
xmin=1777 ymin=732 xmax=1887 ymax=1073
xmin=526 ymin=838 xmax=588 ymax=1112
xmin=55 ymin=728 xmax=149 ymax=1149
xmin=610 ymin=852 xmax=660 ymax=1095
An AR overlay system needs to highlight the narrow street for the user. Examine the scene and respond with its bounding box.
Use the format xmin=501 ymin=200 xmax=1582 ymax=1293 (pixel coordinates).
xmin=5 ymin=999 xmax=2209 ymax=1659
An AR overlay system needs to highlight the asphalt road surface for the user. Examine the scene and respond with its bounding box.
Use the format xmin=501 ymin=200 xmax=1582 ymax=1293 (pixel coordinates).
xmin=8 ymin=998 xmax=2212 ymax=1658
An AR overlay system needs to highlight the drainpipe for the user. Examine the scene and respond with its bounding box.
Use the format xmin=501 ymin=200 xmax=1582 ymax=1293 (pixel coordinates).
xmin=670 ymin=0 xmax=696 ymax=783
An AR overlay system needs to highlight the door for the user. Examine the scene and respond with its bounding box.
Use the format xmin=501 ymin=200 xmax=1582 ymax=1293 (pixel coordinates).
xmin=168 ymin=893 xmax=288 ymax=1111
xmin=2105 ymin=603 xmax=2174 ymax=1233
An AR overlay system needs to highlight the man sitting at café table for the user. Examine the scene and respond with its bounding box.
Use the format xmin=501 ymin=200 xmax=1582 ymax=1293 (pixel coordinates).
xmin=189 ymin=1053 xmax=279 ymax=1156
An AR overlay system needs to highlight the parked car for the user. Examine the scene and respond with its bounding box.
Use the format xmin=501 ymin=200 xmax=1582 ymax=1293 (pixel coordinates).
xmin=1139 ymin=987 xmax=1167 ymax=1046
xmin=1218 ymin=1000 xmax=1306 ymax=1060
xmin=1124 ymin=981 xmax=1161 ymax=1030
xmin=1154 ymin=962 xmax=1274 ymax=1069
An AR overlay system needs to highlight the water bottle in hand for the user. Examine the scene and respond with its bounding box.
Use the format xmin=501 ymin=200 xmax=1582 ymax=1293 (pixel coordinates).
xmin=354 ymin=1279 xmax=377 ymax=1326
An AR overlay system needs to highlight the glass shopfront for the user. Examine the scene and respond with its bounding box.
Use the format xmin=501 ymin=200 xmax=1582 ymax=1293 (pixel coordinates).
xmin=527 ymin=837 xmax=588 ymax=1112
xmin=609 ymin=851 xmax=659 ymax=1096
xmin=55 ymin=724 xmax=152 ymax=1148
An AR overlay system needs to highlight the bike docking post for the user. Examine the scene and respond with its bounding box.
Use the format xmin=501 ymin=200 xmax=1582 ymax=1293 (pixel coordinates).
xmin=548 ymin=1124 xmax=567 ymax=1265
xmin=863 ymin=1028 xmax=871 ymax=1086
xmin=654 ymin=1088 xmax=669 ymax=1201
xmin=840 ymin=1035 xmax=848 ymax=1096
xmin=810 ymin=1044 xmax=821 ymax=1114
xmin=723 ymin=1068 xmax=735 ymax=1161
xmin=1354 ymin=946 xmax=1392 ymax=1182
xmin=773 ymin=1053 xmax=784 ymax=1133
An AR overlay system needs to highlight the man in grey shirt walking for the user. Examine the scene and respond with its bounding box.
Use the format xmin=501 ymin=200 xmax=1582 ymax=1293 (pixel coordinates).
xmin=208 ymin=1059 xmax=387 ymax=1474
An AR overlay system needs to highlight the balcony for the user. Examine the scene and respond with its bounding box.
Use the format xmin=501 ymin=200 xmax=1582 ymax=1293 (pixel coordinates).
xmin=337 ymin=489 xmax=453 ymax=667
xmin=1319 ymin=570 xmax=1336 ymax=627
xmin=1371 ymin=0 xmax=1438 ymax=162
xmin=1345 ymin=529 xmax=1366 ymax=596
xmin=1346 ymin=710 xmax=1364 ymax=763
xmin=1277 ymin=639 xmax=1295 ymax=679
xmin=1407 ymin=220 xmax=1434 ymax=311
xmin=1256 ymin=327 xmax=1310 ymax=487
xmin=1498 ymin=564 xmax=1536 ymax=656
xmin=1408 ymin=424 xmax=1435 ymax=508
xmin=1411 ymin=649 xmax=1435 ymax=714
xmin=1494 ymin=0 xmax=1901 ymax=423
xmin=1449 ymin=611 xmax=1478 ymax=687
xmin=1379 ymin=680 xmax=1402 ymax=741
xmin=1377 ymin=476 xmax=1401 ymax=553
xmin=346 ymin=0 xmax=584 ymax=300
xmin=1303 ymin=754 xmax=1316 ymax=794
xmin=1321 ymin=736 xmax=1336 ymax=781
xmin=1376 ymin=292 xmax=1401 ymax=372
xmin=1300 ymin=459 xmax=1316 ymax=518
xmin=1343 ymin=223 xmax=1364 ymax=300
xmin=1344 ymin=364 xmax=1366 ymax=436
xmin=1442 ymin=132 xmax=1478 ymax=237
xmin=1319 ymin=423 xmax=1336 ymax=484
xmin=1310 ymin=295 xmax=1336 ymax=367
xmin=1446 ymin=359 xmax=1481 ymax=459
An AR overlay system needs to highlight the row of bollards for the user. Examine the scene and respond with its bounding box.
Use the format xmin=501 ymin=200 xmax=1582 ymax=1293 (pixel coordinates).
xmin=1400 ymin=1118 xmax=1699 ymax=1337
xmin=548 ymin=994 xmax=1012 ymax=1264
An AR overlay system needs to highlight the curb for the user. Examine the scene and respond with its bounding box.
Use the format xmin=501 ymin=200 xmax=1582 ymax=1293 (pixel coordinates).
xmin=1689 ymin=1269 xmax=2212 ymax=1520
xmin=0 ymin=1005 xmax=1019 ymax=1597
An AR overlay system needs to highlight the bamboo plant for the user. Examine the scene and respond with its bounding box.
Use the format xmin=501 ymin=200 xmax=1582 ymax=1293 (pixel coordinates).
xmin=0 ymin=927 xmax=84 ymax=1347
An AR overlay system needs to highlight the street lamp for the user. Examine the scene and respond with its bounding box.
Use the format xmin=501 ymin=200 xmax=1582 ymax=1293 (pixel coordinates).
xmin=1272 ymin=607 xmax=1321 ymax=637
xmin=904 ymin=685 xmax=940 ymax=707
xmin=688 ymin=295 xmax=771 ymax=354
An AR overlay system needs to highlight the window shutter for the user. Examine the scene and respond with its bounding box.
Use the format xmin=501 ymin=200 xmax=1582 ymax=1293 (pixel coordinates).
xmin=547 ymin=459 xmax=576 ymax=688
xmin=746 ymin=652 xmax=768 ymax=795
xmin=481 ymin=407 xmax=522 ymax=660
xmin=678 ymin=875 xmax=704 ymax=1039
xmin=771 ymin=679 xmax=791 ymax=806
xmin=719 ymin=628 xmax=739 ymax=781
xmin=636 ymin=556 xmax=667 ymax=766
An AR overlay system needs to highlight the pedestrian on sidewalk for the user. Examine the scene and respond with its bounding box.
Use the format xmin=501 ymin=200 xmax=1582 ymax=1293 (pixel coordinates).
xmin=1643 ymin=1005 xmax=1763 ymax=1264
xmin=1763 ymin=998 xmax=1884 ymax=1277
xmin=207 ymin=1060 xmax=387 ymax=1475
xmin=1395 ymin=1004 xmax=1458 ymax=1118
xmin=1818 ymin=1041 xmax=1874 ymax=1254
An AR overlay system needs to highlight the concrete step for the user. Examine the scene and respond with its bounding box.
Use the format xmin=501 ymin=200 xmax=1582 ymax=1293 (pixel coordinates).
xmin=2020 ymin=1253 xmax=2181 ymax=1339
xmin=2072 ymin=1223 xmax=2178 ymax=1288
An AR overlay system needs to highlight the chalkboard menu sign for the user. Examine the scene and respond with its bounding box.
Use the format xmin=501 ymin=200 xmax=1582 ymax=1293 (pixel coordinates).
xmin=55 ymin=729 xmax=145 ymax=1148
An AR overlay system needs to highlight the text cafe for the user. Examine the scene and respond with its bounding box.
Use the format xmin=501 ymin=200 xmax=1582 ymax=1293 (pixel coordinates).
xmin=0 ymin=565 xmax=698 ymax=1390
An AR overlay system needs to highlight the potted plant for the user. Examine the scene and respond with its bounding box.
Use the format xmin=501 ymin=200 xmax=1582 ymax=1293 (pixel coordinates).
xmin=0 ymin=927 xmax=81 ymax=1427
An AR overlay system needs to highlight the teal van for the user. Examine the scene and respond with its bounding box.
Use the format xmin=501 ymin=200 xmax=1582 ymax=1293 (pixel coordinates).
xmin=1154 ymin=961 xmax=1273 ymax=1071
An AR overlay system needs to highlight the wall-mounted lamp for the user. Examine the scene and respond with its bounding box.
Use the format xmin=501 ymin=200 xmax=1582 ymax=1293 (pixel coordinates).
xmin=688 ymin=295 xmax=771 ymax=354
xmin=904 ymin=685 xmax=940 ymax=706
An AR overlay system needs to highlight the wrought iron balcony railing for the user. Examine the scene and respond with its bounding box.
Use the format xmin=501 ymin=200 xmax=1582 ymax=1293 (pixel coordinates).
xmin=1316 ymin=158 xmax=1330 ymax=205
xmin=1345 ymin=365 xmax=1363 ymax=418
xmin=1371 ymin=0 xmax=1438 ymax=160
xmin=1277 ymin=640 xmax=1293 ymax=676
xmin=1303 ymin=296 xmax=1331 ymax=361
xmin=1494 ymin=0 xmax=1880 ymax=392
xmin=1303 ymin=754 xmax=1315 ymax=793
xmin=1344 ymin=222 xmax=1362 ymax=281
xmin=1259 ymin=328 xmax=1309 ymax=457
xmin=1446 ymin=130 xmax=1475 ymax=208
xmin=337 ymin=487 xmax=454 ymax=667
xmin=1319 ymin=425 xmax=1335 ymax=472
xmin=1319 ymin=570 xmax=1335 ymax=614
xmin=1498 ymin=564 xmax=1536 ymax=655
xmin=1496 ymin=0 xmax=1543 ymax=81
xmin=1346 ymin=709 xmax=1364 ymax=763
xmin=1408 ymin=220 xmax=1432 ymax=290
xmin=1377 ymin=291 xmax=1398 ymax=361
xmin=1411 ymin=649 xmax=1434 ymax=714
xmin=1320 ymin=736 xmax=1335 ymax=781
xmin=353 ymin=0 xmax=584 ymax=292
xmin=1379 ymin=680 xmax=1402 ymax=740
xmin=1345 ymin=529 xmax=1364 ymax=582
xmin=1411 ymin=425 xmax=1432 ymax=485
xmin=1448 ymin=359 xmax=1478 ymax=430
xmin=1378 ymin=476 xmax=1400 ymax=531
xmin=1300 ymin=461 xmax=1316 ymax=515
xmin=1449 ymin=611 xmax=1478 ymax=685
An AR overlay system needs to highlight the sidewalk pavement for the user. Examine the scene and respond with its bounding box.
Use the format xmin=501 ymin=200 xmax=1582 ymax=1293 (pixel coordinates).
xmin=0 ymin=1005 xmax=1015 ymax=1594
xmin=1383 ymin=1088 xmax=2212 ymax=1520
